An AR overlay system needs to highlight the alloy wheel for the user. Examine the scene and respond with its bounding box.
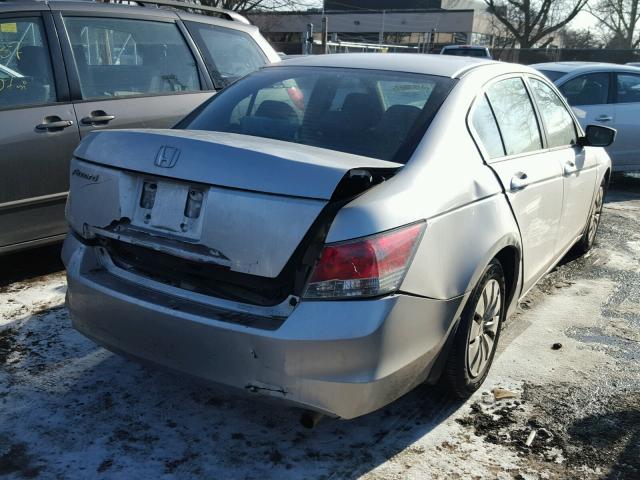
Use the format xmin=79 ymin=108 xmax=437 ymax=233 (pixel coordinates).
xmin=467 ymin=279 xmax=501 ymax=378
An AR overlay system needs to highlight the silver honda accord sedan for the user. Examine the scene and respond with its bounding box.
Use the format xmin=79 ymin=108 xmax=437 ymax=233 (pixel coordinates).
xmin=62 ymin=54 xmax=615 ymax=419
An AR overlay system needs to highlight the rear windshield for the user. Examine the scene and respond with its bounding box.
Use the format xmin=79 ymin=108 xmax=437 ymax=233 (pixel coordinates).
xmin=535 ymin=69 xmax=567 ymax=82
xmin=442 ymin=48 xmax=488 ymax=58
xmin=180 ymin=66 xmax=454 ymax=163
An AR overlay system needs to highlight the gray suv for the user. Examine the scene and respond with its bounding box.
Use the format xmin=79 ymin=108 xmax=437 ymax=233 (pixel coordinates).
xmin=0 ymin=0 xmax=278 ymax=254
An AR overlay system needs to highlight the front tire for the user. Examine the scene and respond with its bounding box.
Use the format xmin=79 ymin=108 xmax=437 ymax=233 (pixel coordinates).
xmin=443 ymin=259 xmax=506 ymax=398
xmin=576 ymin=181 xmax=605 ymax=254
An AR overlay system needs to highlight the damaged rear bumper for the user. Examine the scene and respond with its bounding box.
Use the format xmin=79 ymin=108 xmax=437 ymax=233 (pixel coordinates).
xmin=63 ymin=234 xmax=463 ymax=419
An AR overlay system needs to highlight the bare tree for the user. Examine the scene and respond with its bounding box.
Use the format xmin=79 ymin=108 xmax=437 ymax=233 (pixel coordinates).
xmin=484 ymin=0 xmax=589 ymax=48
xmin=589 ymin=0 xmax=640 ymax=48
xmin=484 ymin=12 xmax=517 ymax=60
xmin=101 ymin=0 xmax=319 ymax=10
xmin=561 ymin=27 xmax=603 ymax=48
xmin=197 ymin=0 xmax=317 ymax=12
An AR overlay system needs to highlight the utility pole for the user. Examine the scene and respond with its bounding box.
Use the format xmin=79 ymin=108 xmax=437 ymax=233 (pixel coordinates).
xmin=378 ymin=10 xmax=386 ymax=46
xmin=321 ymin=16 xmax=328 ymax=54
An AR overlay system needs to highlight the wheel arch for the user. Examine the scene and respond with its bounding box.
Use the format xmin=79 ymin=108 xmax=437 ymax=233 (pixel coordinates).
xmin=425 ymin=238 xmax=522 ymax=385
xmin=462 ymin=235 xmax=523 ymax=319
xmin=603 ymin=167 xmax=611 ymax=189
xmin=494 ymin=245 xmax=521 ymax=317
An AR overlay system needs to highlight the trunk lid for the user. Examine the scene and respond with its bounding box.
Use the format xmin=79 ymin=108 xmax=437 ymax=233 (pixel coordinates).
xmin=68 ymin=130 xmax=401 ymax=303
xmin=74 ymin=129 xmax=401 ymax=200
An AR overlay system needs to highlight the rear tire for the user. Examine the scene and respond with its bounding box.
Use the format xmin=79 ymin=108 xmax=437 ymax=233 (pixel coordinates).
xmin=443 ymin=259 xmax=506 ymax=398
xmin=576 ymin=181 xmax=605 ymax=255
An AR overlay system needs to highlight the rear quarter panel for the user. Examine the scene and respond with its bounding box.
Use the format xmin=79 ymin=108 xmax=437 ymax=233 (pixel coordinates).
xmin=326 ymin=66 xmax=523 ymax=303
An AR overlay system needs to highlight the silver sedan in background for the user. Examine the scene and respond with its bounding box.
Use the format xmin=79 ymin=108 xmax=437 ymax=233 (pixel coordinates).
xmin=63 ymin=54 xmax=614 ymax=419
xmin=531 ymin=61 xmax=640 ymax=172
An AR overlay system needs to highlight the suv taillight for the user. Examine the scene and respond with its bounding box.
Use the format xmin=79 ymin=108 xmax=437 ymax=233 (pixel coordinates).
xmin=303 ymin=222 xmax=425 ymax=299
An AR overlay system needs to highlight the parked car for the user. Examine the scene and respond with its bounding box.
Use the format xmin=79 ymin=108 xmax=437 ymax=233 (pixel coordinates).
xmin=531 ymin=61 xmax=640 ymax=172
xmin=0 ymin=0 xmax=279 ymax=254
xmin=63 ymin=54 xmax=614 ymax=420
xmin=440 ymin=45 xmax=492 ymax=59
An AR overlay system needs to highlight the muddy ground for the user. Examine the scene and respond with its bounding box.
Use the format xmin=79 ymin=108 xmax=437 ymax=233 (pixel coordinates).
xmin=0 ymin=176 xmax=638 ymax=479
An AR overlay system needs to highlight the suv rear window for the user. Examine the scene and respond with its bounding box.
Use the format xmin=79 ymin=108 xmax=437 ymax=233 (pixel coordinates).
xmin=442 ymin=48 xmax=488 ymax=58
xmin=185 ymin=22 xmax=267 ymax=88
xmin=181 ymin=66 xmax=454 ymax=163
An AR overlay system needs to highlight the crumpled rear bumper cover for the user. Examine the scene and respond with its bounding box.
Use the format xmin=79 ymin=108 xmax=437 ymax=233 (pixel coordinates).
xmin=63 ymin=234 xmax=464 ymax=419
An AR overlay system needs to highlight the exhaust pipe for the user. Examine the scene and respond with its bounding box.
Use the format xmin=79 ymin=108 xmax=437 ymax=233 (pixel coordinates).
xmin=300 ymin=411 xmax=324 ymax=429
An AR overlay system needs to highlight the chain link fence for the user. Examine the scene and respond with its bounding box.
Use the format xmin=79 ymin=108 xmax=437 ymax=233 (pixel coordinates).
xmin=490 ymin=48 xmax=640 ymax=65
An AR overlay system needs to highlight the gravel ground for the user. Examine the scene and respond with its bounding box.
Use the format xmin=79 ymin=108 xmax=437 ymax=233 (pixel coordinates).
xmin=0 ymin=176 xmax=638 ymax=480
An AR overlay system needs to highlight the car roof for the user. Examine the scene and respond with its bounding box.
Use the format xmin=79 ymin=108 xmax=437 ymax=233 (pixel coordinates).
xmin=275 ymin=53 xmax=499 ymax=79
xmin=530 ymin=61 xmax=640 ymax=75
xmin=0 ymin=0 xmax=258 ymax=32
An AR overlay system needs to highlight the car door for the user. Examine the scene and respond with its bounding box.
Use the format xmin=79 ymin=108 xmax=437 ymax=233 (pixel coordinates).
xmin=53 ymin=11 xmax=216 ymax=138
xmin=612 ymin=72 xmax=640 ymax=171
xmin=470 ymin=76 xmax=564 ymax=294
xmin=528 ymin=76 xmax=597 ymax=251
xmin=558 ymin=72 xmax=617 ymax=158
xmin=0 ymin=12 xmax=80 ymax=251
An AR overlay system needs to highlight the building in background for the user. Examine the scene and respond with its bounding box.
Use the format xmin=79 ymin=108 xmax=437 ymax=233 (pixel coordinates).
xmin=323 ymin=0 xmax=442 ymax=9
xmin=247 ymin=0 xmax=502 ymax=54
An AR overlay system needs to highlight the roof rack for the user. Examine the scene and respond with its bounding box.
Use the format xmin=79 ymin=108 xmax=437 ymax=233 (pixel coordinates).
xmin=137 ymin=0 xmax=251 ymax=24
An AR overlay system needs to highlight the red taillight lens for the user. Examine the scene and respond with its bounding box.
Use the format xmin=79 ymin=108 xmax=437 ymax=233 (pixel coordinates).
xmin=303 ymin=222 xmax=425 ymax=299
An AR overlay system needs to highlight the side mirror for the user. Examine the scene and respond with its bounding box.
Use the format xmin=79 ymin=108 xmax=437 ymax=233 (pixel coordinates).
xmin=578 ymin=125 xmax=616 ymax=147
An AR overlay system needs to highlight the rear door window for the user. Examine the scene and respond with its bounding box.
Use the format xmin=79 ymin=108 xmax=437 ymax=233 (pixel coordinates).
xmin=486 ymin=77 xmax=542 ymax=156
xmin=185 ymin=22 xmax=267 ymax=88
xmin=559 ymin=73 xmax=610 ymax=106
xmin=615 ymin=73 xmax=640 ymax=104
xmin=0 ymin=17 xmax=57 ymax=109
xmin=529 ymin=78 xmax=578 ymax=148
xmin=471 ymin=94 xmax=505 ymax=158
xmin=63 ymin=17 xmax=201 ymax=99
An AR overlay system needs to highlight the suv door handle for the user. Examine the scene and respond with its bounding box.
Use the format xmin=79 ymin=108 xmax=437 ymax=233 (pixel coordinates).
xmin=510 ymin=172 xmax=529 ymax=191
xmin=36 ymin=116 xmax=74 ymax=131
xmin=595 ymin=115 xmax=613 ymax=122
xmin=81 ymin=111 xmax=115 ymax=125
xmin=564 ymin=160 xmax=577 ymax=175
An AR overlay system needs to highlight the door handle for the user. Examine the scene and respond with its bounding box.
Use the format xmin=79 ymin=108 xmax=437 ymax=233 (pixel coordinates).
xmin=81 ymin=111 xmax=115 ymax=126
xmin=564 ymin=160 xmax=577 ymax=175
xmin=510 ymin=172 xmax=529 ymax=191
xmin=36 ymin=116 xmax=74 ymax=131
xmin=595 ymin=115 xmax=613 ymax=122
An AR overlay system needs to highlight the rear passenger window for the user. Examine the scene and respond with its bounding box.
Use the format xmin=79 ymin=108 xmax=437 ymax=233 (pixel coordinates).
xmin=0 ymin=18 xmax=57 ymax=109
xmin=185 ymin=22 xmax=266 ymax=88
xmin=615 ymin=74 xmax=640 ymax=103
xmin=559 ymin=73 xmax=610 ymax=106
xmin=530 ymin=78 xmax=577 ymax=148
xmin=486 ymin=78 xmax=542 ymax=156
xmin=471 ymin=94 xmax=505 ymax=158
xmin=63 ymin=17 xmax=201 ymax=100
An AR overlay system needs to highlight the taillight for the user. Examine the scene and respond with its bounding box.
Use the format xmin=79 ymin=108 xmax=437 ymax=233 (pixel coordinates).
xmin=303 ymin=222 xmax=425 ymax=299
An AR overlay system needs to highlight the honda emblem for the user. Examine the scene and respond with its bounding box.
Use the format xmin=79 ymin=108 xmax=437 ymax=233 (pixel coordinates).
xmin=155 ymin=146 xmax=180 ymax=168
